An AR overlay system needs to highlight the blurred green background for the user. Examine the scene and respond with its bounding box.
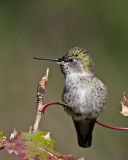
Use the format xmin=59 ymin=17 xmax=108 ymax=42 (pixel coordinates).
xmin=0 ymin=1 xmax=128 ymax=159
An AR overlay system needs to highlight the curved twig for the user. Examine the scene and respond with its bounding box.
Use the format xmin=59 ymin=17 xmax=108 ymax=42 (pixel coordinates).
xmin=95 ymin=120 xmax=128 ymax=130
xmin=40 ymin=101 xmax=128 ymax=131
xmin=39 ymin=102 xmax=70 ymax=113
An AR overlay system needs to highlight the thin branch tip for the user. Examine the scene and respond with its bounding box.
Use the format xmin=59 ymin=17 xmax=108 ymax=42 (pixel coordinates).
xmin=33 ymin=69 xmax=49 ymax=132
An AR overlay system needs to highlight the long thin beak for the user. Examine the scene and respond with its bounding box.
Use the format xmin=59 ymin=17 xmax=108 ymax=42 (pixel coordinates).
xmin=33 ymin=57 xmax=59 ymax=62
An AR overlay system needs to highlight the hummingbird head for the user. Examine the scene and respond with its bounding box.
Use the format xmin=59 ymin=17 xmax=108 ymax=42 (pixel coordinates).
xmin=58 ymin=47 xmax=94 ymax=76
xmin=34 ymin=47 xmax=94 ymax=77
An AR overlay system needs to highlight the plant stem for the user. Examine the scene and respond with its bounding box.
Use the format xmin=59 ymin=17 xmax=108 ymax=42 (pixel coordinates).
xmin=39 ymin=102 xmax=70 ymax=113
xmin=95 ymin=120 xmax=128 ymax=130
xmin=33 ymin=68 xmax=49 ymax=132
xmin=40 ymin=101 xmax=128 ymax=131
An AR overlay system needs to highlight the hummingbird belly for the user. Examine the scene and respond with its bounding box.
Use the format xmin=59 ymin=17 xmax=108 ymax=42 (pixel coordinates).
xmin=62 ymin=75 xmax=107 ymax=119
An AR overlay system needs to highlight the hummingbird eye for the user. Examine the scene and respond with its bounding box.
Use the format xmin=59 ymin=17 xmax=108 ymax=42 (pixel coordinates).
xmin=68 ymin=58 xmax=76 ymax=62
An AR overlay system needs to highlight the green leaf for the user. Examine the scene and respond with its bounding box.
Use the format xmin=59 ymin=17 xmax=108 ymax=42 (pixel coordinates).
xmin=0 ymin=131 xmax=7 ymax=147
xmin=4 ymin=130 xmax=75 ymax=160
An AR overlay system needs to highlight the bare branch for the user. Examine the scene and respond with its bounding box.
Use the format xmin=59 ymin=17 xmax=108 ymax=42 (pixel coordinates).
xmin=33 ymin=68 xmax=49 ymax=132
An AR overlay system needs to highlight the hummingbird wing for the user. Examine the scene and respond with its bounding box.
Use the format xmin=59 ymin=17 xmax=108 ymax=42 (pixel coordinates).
xmin=73 ymin=118 xmax=95 ymax=148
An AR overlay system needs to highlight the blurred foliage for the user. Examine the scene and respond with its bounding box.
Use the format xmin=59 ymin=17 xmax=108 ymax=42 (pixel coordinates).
xmin=0 ymin=1 xmax=128 ymax=160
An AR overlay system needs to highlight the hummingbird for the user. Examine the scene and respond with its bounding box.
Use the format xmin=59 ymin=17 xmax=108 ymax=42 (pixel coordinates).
xmin=34 ymin=47 xmax=108 ymax=148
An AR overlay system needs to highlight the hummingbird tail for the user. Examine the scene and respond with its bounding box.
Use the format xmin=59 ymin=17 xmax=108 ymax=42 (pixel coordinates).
xmin=73 ymin=118 xmax=95 ymax=148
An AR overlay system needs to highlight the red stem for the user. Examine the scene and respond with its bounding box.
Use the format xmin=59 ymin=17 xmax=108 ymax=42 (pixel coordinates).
xmin=40 ymin=101 xmax=128 ymax=131
xmin=39 ymin=102 xmax=70 ymax=113
xmin=95 ymin=120 xmax=128 ymax=130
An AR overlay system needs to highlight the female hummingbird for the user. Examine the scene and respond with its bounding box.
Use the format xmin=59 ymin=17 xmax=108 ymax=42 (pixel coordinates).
xmin=34 ymin=47 xmax=108 ymax=148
